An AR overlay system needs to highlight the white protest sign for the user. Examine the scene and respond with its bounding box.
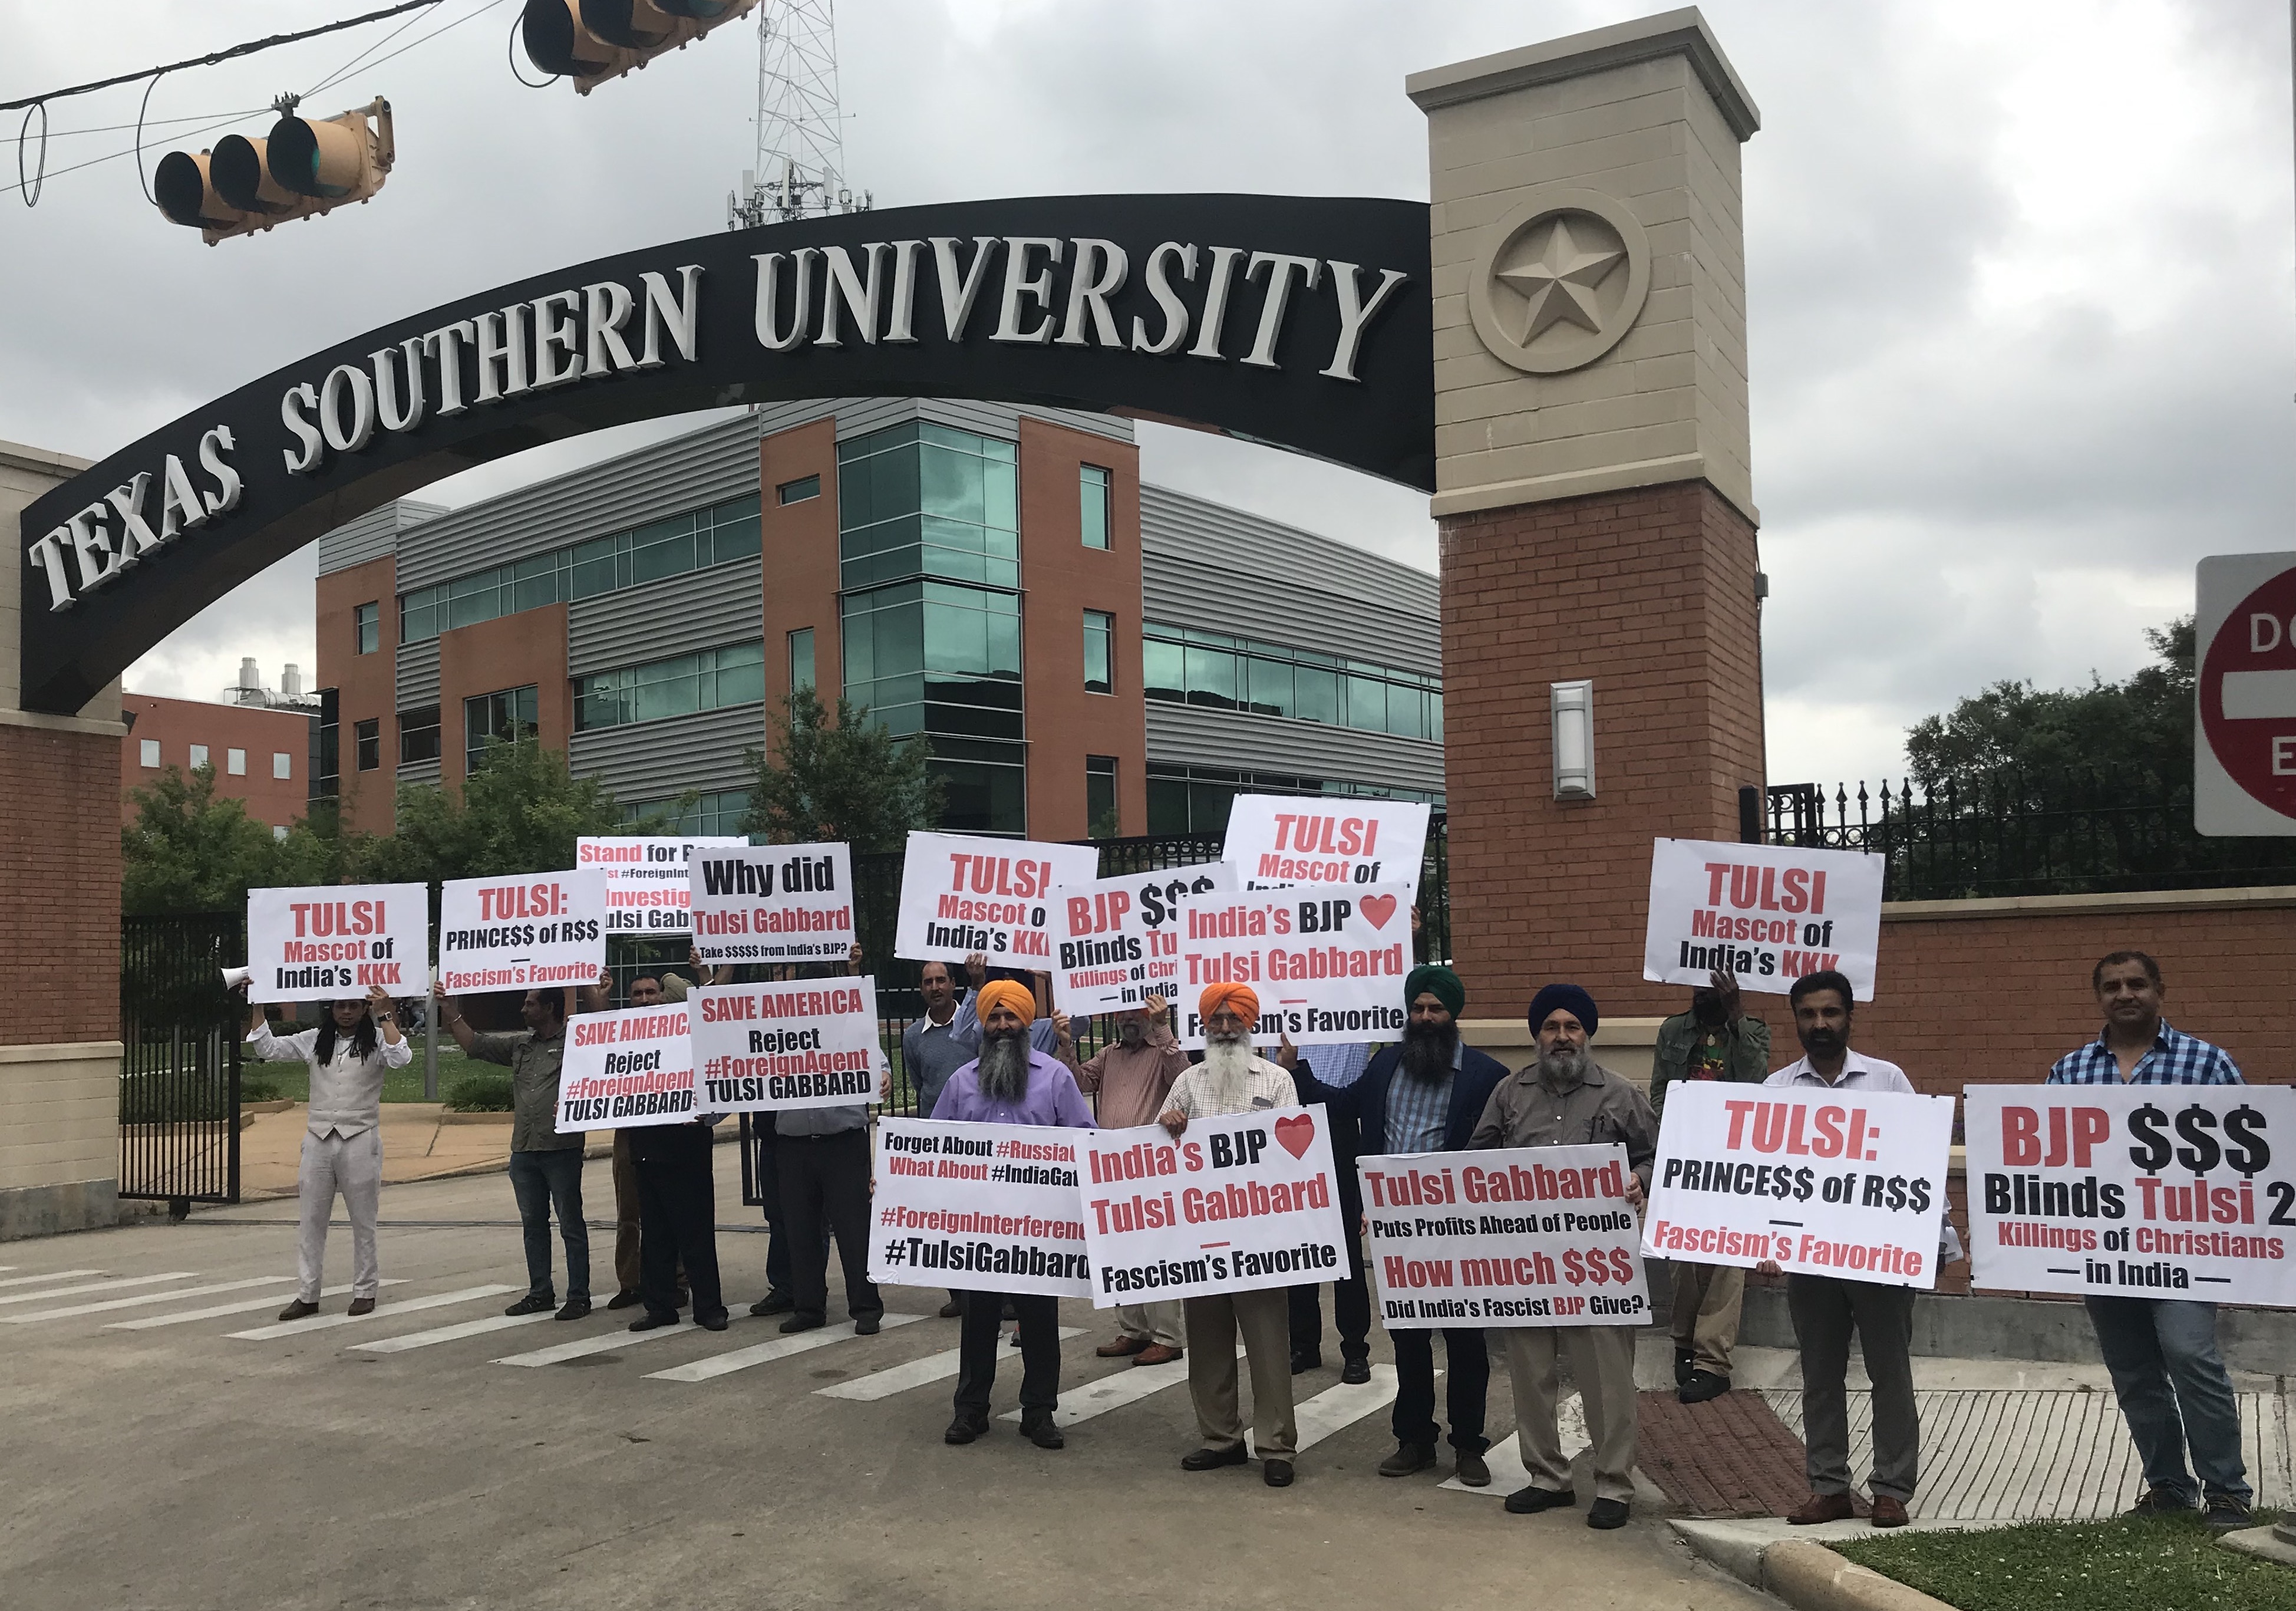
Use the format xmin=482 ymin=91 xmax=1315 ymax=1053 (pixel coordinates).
xmin=1222 ymin=794 xmax=1430 ymax=889
xmin=1172 ymin=882 xmax=1411 ymax=1047
xmin=1048 ymin=863 xmax=1238 ymax=1016
xmin=1359 ymin=1145 xmax=1651 ymax=1329
xmin=556 ymin=1001 xmax=697 ymax=1132
xmin=1642 ymin=839 xmax=1885 ymax=1001
xmin=438 ymin=870 xmax=608 ymax=993
xmin=1643 ymin=1081 xmax=1955 ymax=1288
xmin=1077 ymin=1108 xmax=1348 ymax=1307
xmin=869 ymin=1118 xmax=1094 ymax=1298
xmin=1964 ymin=1085 xmax=2296 ymax=1307
xmin=893 ymin=831 xmax=1100 ymax=966
xmin=244 ymin=883 xmax=428 ymax=1004
xmin=687 ymin=841 xmax=856 ymax=966
xmin=691 ymin=976 xmax=882 ymax=1113
xmin=577 ymin=835 xmax=744 ymax=936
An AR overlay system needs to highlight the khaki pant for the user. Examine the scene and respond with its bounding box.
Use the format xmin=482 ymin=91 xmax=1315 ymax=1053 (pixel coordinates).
xmin=297 ymin=1128 xmax=381 ymax=1303
xmin=1184 ymin=1288 xmax=1296 ymax=1458
xmin=1670 ymin=1260 xmax=1746 ymax=1377
xmin=1503 ymin=1324 xmax=1639 ymax=1504
xmin=612 ymin=1129 xmax=643 ymax=1296
xmin=1118 ymin=1300 xmax=1185 ymax=1348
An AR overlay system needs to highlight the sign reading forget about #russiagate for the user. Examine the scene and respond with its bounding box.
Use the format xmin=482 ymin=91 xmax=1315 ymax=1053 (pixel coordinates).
xmin=1359 ymin=1145 xmax=1650 ymax=1329
xmin=1964 ymin=1085 xmax=2296 ymax=1307
xmin=556 ymin=1001 xmax=696 ymax=1132
xmin=687 ymin=841 xmax=856 ymax=966
xmin=244 ymin=882 xmax=428 ymax=1004
xmin=893 ymin=831 xmax=1101 ymax=965
xmin=1048 ymin=863 xmax=1238 ymax=1016
xmin=1077 ymin=1108 xmax=1348 ymax=1307
xmin=1221 ymin=793 xmax=1430 ymax=889
xmin=690 ymin=976 xmax=882 ymax=1113
xmin=1641 ymin=838 xmax=1885 ymax=1000
xmin=1172 ymin=882 xmax=1411 ymax=1046
xmin=1642 ymin=1081 xmax=1956 ymax=1289
xmin=438 ymin=869 xmax=607 ymax=993
xmin=578 ymin=835 xmax=745 ymax=935
xmin=869 ymin=1118 xmax=1094 ymax=1299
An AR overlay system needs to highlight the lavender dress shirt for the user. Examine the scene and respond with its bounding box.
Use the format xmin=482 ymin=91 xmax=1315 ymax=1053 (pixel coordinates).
xmin=930 ymin=1049 xmax=1097 ymax=1129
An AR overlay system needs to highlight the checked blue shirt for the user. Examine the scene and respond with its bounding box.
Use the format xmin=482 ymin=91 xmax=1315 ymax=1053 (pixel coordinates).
xmin=2046 ymin=1020 xmax=2244 ymax=1086
xmin=1383 ymin=1039 xmax=1463 ymax=1155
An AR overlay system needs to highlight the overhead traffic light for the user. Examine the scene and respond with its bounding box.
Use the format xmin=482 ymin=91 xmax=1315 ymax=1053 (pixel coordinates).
xmin=155 ymin=98 xmax=395 ymax=245
xmin=520 ymin=0 xmax=760 ymax=94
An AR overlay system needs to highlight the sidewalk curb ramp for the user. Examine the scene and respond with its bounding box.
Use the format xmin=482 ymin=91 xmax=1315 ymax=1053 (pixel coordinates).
xmin=1671 ymin=1528 xmax=1962 ymax=1611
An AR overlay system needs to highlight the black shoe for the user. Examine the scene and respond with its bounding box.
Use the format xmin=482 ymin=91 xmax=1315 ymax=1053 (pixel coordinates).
xmin=628 ymin=1312 xmax=681 ymax=1332
xmin=1674 ymin=1345 xmax=1694 ymax=1387
xmin=1504 ymin=1485 xmax=1577 ymax=1514
xmin=2205 ymin=1494 xmax=2255 ymax=1533
xmin=938 ymin=1298 xmax=964 ymax=1318
xmin=606 ymin=1289 xmax=644 ymax=1311
xmin=854 ymin=1315 xmax=881 ymax=1336
xmin=1001 ymin=1300 xmax=1017 ymax=1320
xmin=1378 ymin=1442 xmax=1437 ymax=1478
xmin=2125 ymin=1485 xmax=2198 ymax=1518
xmin=1340 ymin=1355 xmax=1372 ymax=1386
xmin=1586 ymin=1498 xmax=1631 ymax=1530
xmin=275 ymin=1299 xmax=320 ymax=1323
xmin=778 ymin=1313 xmax=826 ymax=1334
xmin=1181 ymin=1444 xmax=1250 ymax=1471
xmin=1263 ymin=1458 xmax=1294 ymax=1488
xmin=696 ymin=1310 xmax=729 ymax=1332
xmin=944 ymin=1414 xmax=989 ymax=1445
xmin=1679 ymin=1370 xmax=1731 ymax=1404
xmin=554 ymin=1298 xmax=591 ymax=1322
xmin=504 ymin=1293 xmax=556 ymax=1317
xmin=748 ymin=1290 xmax=796 ymax=1317
xmin=1007 ymin=1329 xmax=1022 ymax=1347
xmin=1019 ymin=1411 xmax=1065 ymax=1450
xmin=1290 ymin=1350 xmax=1322 ymax=1375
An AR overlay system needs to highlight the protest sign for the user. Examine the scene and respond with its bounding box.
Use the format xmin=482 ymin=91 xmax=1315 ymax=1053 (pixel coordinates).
xmin=1171 ymin=882 xmax=1411 ymax=1046
xmin=577 ymin=835 xmax=744 ymax=935
xmin=1077 ymin=1108 xmax=1348 ymax=1307
xmin=869 ymin=1118 xmax=1094 ymax=1298
xmin=437 ymin=869 xmax=608 ymax=993
xmin=892 ymin=831 xmax=1100 ymax=966
xmin=1642 ymin=1081 xmax=1955 ymax=1288
xmin=690 ymin=976 xmax=883 ymax=1113
xmin=244 ymin=882 xmax=428 ymax=1004
xmin=555 ymin=1001 xmax=697 ymax=1132
xmin=1222 ymin=794 xmax=1430 ymax=889
xmin=1359 ymin=1145 xmax=1650 ymax=1329
xmin=1964 ymin=1085 xmax=2296 ymax=1307
xmin=1048 ymin=863 xmax=1238 ymax=1016
xmin=1642 ymin=839 xmax=1885 ymax=1000
xmin=687 ymin=841 xmax=856 ymax=966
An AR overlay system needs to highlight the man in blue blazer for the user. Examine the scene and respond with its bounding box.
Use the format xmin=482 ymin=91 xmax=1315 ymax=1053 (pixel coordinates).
xmin=1292 ymin=964 xmax=1509 ymax=1486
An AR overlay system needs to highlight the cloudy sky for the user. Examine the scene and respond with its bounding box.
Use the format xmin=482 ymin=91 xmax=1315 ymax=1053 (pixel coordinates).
xmin=4 ymin=0 xmax=2292 ymax=789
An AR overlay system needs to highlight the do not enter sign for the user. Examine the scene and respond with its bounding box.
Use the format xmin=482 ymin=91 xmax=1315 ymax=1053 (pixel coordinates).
xmin=2196 ymin=552 xmax=2296 ymax=834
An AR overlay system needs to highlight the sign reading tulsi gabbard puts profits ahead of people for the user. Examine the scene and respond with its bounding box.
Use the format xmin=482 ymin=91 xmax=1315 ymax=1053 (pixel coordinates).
xmin=1964 ymin=1085 xmax=2296 ymax=1307
xmin=578 ymin=835 xmax=744 ymax=935
xmin=555 ymin=1003 xmax=696 ymax=1132
xmin=1078 ymin=1109 xmax=1348 ymax=1307
xmin=687 ymin=842 xmax=856 ymax=966
xmin=244 ymin=882 xmax=428 ymax=1004
xmin=1359 ymin=1146 xmax=1650 ymax=1328
xmin=869 ymin=1118 xmax=1093 ymax=1299
xmin=1172 ymin=884 xmax=1411 ymax=1046
xmin=893 ymin=831 xmax=1102 ymax=965
xmin=690 ymin=976 xmax=881 ymax=1113
xmin=1222 ymin=794 xmax=1430 ymax=889
xmin=1642 ymin=839 xmax=1884 ymax=1001
xmin=1643 ymin=1081 xmax=1955 ymax=1288
xmin=1048 ymin=864 xmax=1238 ymax=1015
xmin=438 ymin=870 xmax=607 ymax=993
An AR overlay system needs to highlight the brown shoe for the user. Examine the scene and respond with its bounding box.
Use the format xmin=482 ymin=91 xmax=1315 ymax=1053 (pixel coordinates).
xmin=346 ymin=1296 xmax=376 ymax=1317
xmin=1787 ymin=1493 xmax=1856 ymax=1526
xmin=1132 ymin=1343 xmax=1183 ymax=1366
xmin=1869 ymin=1496 xmax=1909 ymax=1528
xmin=1096 ymin=1335 xmax=1149 ymax=1358
xmin=275 ymin=1299 xmax=320 ymax=1323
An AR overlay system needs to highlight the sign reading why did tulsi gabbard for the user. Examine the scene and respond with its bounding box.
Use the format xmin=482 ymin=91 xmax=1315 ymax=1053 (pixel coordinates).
xmin=687 ymin=842 xmax=856 ymax=966
xmin=1048 ymin=864 xmax=1237 ymax=1015
xmin=1964 ymin=1085 xmax=2296 ymax=1307
xmin=244 ymin=882 xmax=428 ymax=1004
xmin=1172 ymin=883 xmax=1411 ymax=1047
xmin=869 ymin=1118 xmax=1093 ymax=1299
xmin=1359 ymin=1145 xmax=1650 ymax=1328
xmin=893 ymin=831 xmax=1102 ymax=964
xmin=1643 ymin=1081 xmax=1955 ymax=1287
xmin=438 ymin=870 xmax=607 ymax=993
xmin=578 ymin=835 xmax=744 ymax=935
xmin=1221 ymin=794 xmax=1431 ymax=889
xmin=1078 ymin=1109 xmax=1348 ymax=1306
xmin=1642 ymin=839 xmax=1884 ymax=1000
xmin=556 ymin=1003 xmax=696 ymax=1132
xmin=689 ymin=977 xmax=882 ymax=1113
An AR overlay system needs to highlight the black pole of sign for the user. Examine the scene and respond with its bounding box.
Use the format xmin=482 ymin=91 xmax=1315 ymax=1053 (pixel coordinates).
xmin=1737 ymin=785 xmax=1762 ymax=845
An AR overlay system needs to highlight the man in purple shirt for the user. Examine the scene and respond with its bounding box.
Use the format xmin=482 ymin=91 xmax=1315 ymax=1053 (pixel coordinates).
xmin=931 ymin=979 xmax=1095 ymax=1452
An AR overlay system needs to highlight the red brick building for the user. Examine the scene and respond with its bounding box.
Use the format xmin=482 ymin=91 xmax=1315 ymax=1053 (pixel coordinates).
xmin=121 ymin=689 xmax=318 ymax=832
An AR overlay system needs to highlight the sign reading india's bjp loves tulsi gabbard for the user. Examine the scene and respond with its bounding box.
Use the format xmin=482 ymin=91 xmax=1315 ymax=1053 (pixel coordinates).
xmin=1172 ymin=883 xmax=1412 ymax=1047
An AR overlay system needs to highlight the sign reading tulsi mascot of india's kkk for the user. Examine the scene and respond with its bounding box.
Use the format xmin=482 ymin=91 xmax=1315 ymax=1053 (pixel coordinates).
xmin=244 ymin=882 xmax=428 ymax=1004
xmin=869 ymin=1118 xmax=1094 ymax=1299
xmin=556 ymin=1002 xmax=697 ymax=1132
xmin=1221 ymin=793 xmax=1430 ymax=889
xmin=1641 ymin=838 xmax=1883 ymax=1000
xmin=894 ymin=831 xmax=1101 ymax=965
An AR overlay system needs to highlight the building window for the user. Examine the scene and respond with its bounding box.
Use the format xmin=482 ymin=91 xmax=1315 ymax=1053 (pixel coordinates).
xmin=1080 ymin=464 xmax=1111 ymax=551
xmin=836 ymin=421 xmax=1019 ymax=591
xmin=778 ymin=474 xmax=820 ymax=505
xmin=1141 ymin=623 xmax=1442 ymax=743
xmin=1144 ymin=763 xmax=1443 ymax=835
xmin=842 ymin=581 xmax=1023 ymax=740
xmin=1084 ymin=610 xmax=1114 ymax=695
xmin=1086 ymin=755 xmax=1119 ymax=838
xmin=273 ymin=751 xmax=293 ymax=779
xmin=226 ymin=747 xmax=247 ymax=776
xmin=272 ymin=824 xmax=289 ymax=842
xmin=464 ymin=686 xmax=537 ymax=773
xmin=139 ymin=739 xmax=160 ymax=768
xmin=353 ymin=721 xmax=380 ymax=772
xmin=399 ymin=706 xmax=441 ymax=765
xmin=929 ymin=736 xmax=1027 ymax=836
xmin=354 ymin=601 xmax=380 ymax=654
xmin=788 ymin=628 xmax=815 ymax=693
xmin=622 ymin=788 xmax=753 ymax=838
xmin=575 ymin=641 xmax=766 ymax=732
xmin=189 ymin=743 xmax=209 ymax=770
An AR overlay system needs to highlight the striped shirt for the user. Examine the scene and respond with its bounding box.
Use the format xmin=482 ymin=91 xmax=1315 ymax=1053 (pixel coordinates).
xmin=2047 ymin=1021 xmax=2244 ymax=1086
xmin=1384 ymin=1041 xmax=1462 ymax=1155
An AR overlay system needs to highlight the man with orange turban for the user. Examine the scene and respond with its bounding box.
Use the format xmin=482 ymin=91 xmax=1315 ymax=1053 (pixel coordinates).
xmin=1156 ymin=981 xmax=1303 ymax=1488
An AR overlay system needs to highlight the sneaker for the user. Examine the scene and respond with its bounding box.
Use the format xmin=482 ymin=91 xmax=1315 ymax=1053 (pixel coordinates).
xmin=2205 ymin=1494 xmax=2255 ymax=1533
xmin=1674 ymin=1345 xmax=1694 ymax=1388
xmin=554 ymin=1298 xmax=591 ymax=1322
xmin=1132 ymin=1343 xmax=1183 ymax=1366
xmin=944 ymin=1414 xmax=989 ymax=1445
xmin=1586 ymin=1498 xmax=1631 ymax=1530
xmin=2125 ymin=1485 xmax=2198 ymax=1518
xmin=1504 ymin=1485 xmax=1576 ymax=1514
xmin=504 ymin=1293 xmax=556 ymax=1317
xmin=1378 ymin=1442 xmax=1437 ymax=1478
xmin=748 ymin=1290 xmax=796 ymax=1317
xmin=1097 ymin=1335 xmax=1150 ymax=1358
xmin=1678 ymin=1370 xmax=1731 ymax=1405
xmin=1455 ymin=1449 xmax=1491 ymax=1488
xmin=607 ymin=1289 xmax=644 ymax=1311
xmin=1019 ymin=1410 xmax=1065 ymax=1450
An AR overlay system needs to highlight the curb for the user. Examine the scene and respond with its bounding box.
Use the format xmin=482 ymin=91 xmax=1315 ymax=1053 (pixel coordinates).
xmin=1671 ymin=1527 xmax=1962 ymax=1611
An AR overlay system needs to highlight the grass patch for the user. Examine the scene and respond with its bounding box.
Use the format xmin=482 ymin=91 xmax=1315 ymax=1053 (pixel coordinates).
xmin=1832 ymin=1511 xmax=2290 ymax=1611
xmin=241 ymin=1042 xmax=486 ymax=1104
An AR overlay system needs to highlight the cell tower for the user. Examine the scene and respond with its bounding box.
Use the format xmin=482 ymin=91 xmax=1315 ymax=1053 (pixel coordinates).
xmin=728 ymin=0 xmax=870 ymax=229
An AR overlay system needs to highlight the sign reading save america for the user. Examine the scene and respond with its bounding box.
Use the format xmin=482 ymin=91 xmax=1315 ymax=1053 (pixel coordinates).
xmin=555 ymin=1002 xmax=696 ymax=1132
xmin=690 ymin=977 xmax=882 ymax=1113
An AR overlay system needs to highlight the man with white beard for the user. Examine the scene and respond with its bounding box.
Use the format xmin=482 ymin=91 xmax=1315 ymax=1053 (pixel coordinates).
xmin=1157 ymin=982 xmax=1303 ymax=1488
xmin=932 ymin=979 xmax=1096 ymax=1451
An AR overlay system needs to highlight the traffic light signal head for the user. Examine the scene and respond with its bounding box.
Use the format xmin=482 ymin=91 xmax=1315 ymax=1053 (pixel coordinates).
xmin=520 ymin=0 xmax=758 ymax=94
xmin=153 ymin=100 xmax=395 ymax=245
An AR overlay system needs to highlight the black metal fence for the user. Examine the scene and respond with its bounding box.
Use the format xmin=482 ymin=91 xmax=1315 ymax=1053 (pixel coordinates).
xmin=120 ymin=913 xmax=243 ymax=1213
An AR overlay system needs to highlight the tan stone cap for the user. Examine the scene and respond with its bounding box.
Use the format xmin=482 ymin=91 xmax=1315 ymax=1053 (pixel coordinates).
xmin=1761 ymin=1539 xmax=1959 ymax=1611
xmin=0 ymin=439 xmax=94 ymax=477
xmin=1404 ymin=5 xmax=1761 ymax=141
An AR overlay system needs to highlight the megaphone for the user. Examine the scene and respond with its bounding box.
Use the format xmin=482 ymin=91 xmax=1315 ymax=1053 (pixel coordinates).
xmin=222 ymin=966 xmax=253 ymax=989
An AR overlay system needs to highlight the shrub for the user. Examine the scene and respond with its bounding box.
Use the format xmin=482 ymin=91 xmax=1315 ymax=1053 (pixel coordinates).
xmin=443 ymin=1069 xmax=515 ymax=1112
xmin=239 ymin=1071 xmax=284 ymax=1103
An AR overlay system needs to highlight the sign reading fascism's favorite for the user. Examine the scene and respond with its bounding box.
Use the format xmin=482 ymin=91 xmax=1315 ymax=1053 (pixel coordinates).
xmin=686 ymin=841 xmax=856 ymax=966
xmin=1642 ymin=839 xmax=1885 ymax=1000
xmin=243 ymin=882 xmax=427 ymax=1004
xmin=1172 ymin=883 xmax=1413 ymax=1046
xmin=578 ymin=835 xmax=744 ymax=935
xmin=869 ymin=1118 xmax=1094 ymax=1299
xmin=437 ymin=870 xmax=607 ymax=993
xmin=688 ymin=977 xmax=882 ymax=1113
xmin=1359 ymin=1145 xmax=1651 ymax=1329
xmin=1048 ymin=863 xmax=1236 ymax=1016
xmin=894 ymin=831 xmax=1101 ymax=966
xmin=1964 ymin=1085 xmax=2296 ymax=1307
xmin=1221 ymin=795 xmax=1431 ymax=889
xmin=556 ymin=1002 xmax=697 ymax=1132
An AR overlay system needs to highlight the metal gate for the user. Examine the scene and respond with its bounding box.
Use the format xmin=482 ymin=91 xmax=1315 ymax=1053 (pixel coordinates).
xmin=120 ymin=913 xmax=243 ymax=1215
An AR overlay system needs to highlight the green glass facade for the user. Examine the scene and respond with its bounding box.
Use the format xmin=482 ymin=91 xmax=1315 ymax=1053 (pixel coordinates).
xmin=836 ymin=423 xmax=1018 ymax=591
xmin=1143 ymin=623 xmax=1441 ymax=744
xmin=575 ymin=640 xmax=765 ymax=732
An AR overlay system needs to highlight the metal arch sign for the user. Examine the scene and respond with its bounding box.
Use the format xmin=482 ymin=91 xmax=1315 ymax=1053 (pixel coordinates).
xmin=15 ymin=193 xmax=1432 ymax=715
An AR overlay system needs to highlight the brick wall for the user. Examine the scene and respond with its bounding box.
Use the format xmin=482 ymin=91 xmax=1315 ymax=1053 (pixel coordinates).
xmin=1 ymin=722 xmax=120 ymax=1045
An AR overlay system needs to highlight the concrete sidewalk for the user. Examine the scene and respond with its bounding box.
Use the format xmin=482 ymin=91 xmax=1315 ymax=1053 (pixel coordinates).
xmin=236 ymin=1105 xmax=737 ymax=1198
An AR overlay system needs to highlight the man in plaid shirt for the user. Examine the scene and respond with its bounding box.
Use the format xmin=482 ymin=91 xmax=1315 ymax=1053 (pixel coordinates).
xmin=2047 ymin=950 xmax=2252 ymax=1532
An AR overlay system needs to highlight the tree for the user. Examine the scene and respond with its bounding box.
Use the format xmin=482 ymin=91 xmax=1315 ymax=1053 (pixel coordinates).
xmin=353 ymin=737 xmax=639 ymax=887
xmin=740 ymin=686 xmax=941 ymax=849
xmin=121 ymin=764 xmax=342 ymax=915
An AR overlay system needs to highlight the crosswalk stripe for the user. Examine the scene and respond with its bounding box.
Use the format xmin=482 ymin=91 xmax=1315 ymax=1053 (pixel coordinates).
xmin=1248 ymin=1363 xmax=1405 ymax=1456
xmin=999 ymin=1345 xmax=1243 ymax=1429
xmin=646 ymin=1313 xmax=928 ymax=1383
xmin=1437 ymin=1394 xmax=1584 ymax=1497
xmin=109 ymin=1281 xmax=407 ymax=1330
xmin=0 ymin=1269 xmax=103 ymax=1290
xmin=494 ymin=1313 xmax=740 ymax=1367
xmin=351 ymin=1310 xmax=557 ymax=1353
xmin=815 ymin=1327 xmax=1086 ymax=1401
xmin=0 ymin=1276 xmax=285 ymax=1324
xmin=228 ymin=1284 xmax=519 ymax=1340
xmin=0 ymin=1273 xmax=196 ymax=1308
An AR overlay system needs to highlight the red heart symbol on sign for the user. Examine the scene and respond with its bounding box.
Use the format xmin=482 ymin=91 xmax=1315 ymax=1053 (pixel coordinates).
xmin=1273 ymin=1113 xmax=1315 ymax=1158
xmin=1359 ymin=894 xmax=1397 ymax=928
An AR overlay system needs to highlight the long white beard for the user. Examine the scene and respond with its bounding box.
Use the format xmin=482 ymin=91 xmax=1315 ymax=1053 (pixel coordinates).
xmin=1200 ymin=1035 xmax=1256 ymax=1084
